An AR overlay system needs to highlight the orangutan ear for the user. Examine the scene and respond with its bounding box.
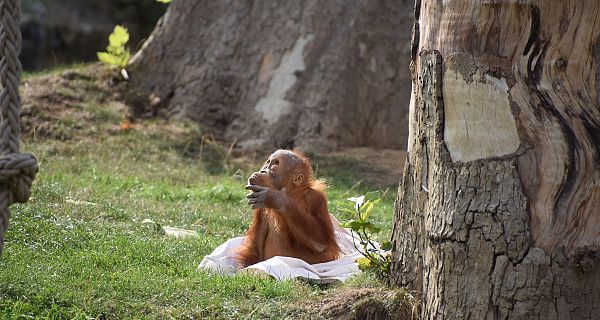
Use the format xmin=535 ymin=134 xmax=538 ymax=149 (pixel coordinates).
xmin=292 ymin=173 xmax=304 ymax=186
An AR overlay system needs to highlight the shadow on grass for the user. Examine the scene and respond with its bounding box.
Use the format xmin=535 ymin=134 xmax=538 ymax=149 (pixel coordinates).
xmin=311 ymin=154 xmax=391 ymax=190
xmin=149 ymin=122 xmax=244 ymax=176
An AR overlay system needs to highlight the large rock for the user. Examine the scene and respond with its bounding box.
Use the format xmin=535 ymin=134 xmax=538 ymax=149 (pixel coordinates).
xmin=130 ymin=0 xmax=414 ymax=152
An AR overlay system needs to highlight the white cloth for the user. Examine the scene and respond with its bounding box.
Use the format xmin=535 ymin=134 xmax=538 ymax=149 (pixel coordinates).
xmin=198 ymin=219 xmax=363 ymax=283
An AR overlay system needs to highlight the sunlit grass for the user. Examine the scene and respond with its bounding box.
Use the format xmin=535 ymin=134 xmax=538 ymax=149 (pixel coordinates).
xmin=0 ymin=69 xmax=396 ymax=318
xmin=23 ymin=62 xmax=90 ymax=81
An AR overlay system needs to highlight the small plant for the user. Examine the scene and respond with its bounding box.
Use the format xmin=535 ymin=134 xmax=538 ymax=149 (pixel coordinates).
xmin=97 ymin=25 xmax=131 ymax=78
xmin=98 ymin=0 xmax=171 ymax=76
xmin=341 ymin=192 xmax=392 ymax=279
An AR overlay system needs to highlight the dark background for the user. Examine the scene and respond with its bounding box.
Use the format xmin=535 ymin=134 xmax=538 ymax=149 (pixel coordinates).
xmin=21 ymin=0 xmax=167 ymax=71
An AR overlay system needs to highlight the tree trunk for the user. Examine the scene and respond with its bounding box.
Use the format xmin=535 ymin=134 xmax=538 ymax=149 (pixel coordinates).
xmin=128 ymin=0 xmax=413 ymax=152
xmin=390 ymin=1 xmax=600 ymax=319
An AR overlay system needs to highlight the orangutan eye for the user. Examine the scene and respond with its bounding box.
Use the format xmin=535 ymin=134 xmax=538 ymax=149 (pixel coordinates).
xmin=272 ymin=160 xmax=279 ymax=165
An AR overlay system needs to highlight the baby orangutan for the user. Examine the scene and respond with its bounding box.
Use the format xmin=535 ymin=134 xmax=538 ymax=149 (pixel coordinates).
xmin=235 ymin=150 xmax=340 ymax=267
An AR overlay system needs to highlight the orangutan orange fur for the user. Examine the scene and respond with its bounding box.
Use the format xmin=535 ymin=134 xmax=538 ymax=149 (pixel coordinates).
xmin=235 ymin=150 xmax=340 ymax=267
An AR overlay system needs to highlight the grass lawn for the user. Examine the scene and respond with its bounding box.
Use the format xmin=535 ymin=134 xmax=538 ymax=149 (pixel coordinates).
xmin=0 ymin=66 xmax=407 ymax=319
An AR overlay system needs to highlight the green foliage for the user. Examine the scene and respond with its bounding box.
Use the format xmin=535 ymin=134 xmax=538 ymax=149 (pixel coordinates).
xmin=0 ymin=125 xmax=309 ymax=318
xmin=1 ymin=66 xmax=398 ymax=317
xmin=97 ymin=25 xmax=131 ymax=69
xmin=341 ymin=192 xmax=392 ymax=280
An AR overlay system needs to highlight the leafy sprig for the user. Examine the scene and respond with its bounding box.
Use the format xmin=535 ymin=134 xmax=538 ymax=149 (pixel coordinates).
xmin=341 ymin=192 xmax=391 ymax=279
xmin=97 ymin=25 xmax=131 ymax=70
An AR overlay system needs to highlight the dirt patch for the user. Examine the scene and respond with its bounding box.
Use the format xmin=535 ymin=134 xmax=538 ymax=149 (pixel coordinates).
xmin=21 ymin=63 xmax=124 ymax=141
xmin=20 ymin=64 xmax=407 ymax=187
xmin=20 ymin=63 xmax=172 ymax=141
xmin=292 ymin=287 xmax=419 ymax=320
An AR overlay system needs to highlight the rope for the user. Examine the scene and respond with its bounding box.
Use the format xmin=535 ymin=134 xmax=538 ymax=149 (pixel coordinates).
xmin=0 ymin=0 xmax=38 ymax=256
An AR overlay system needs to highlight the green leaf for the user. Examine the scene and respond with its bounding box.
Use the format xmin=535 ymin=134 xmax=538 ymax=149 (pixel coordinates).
xmin=119 ymin=50 xmax=131 ymax=68
xmin=363 ymin=198 xmax=381 ymax=220
xmin=356 ymin=257 xmax=371 ymax=269
xmin=97 ymin=52 xmax=119 ymax=67
xmin=340 ymin=207 xmax=356 ymax=215
xmin=109 ymin=25 xmax=129 ymax=48
xmin=341 ymin=220 xmax=364 ymax=231
xmin=381 ymin=241 xmax=392 ymax=251
xmin=107 ymin=44 xmax=125 ymax=55
xmin=362 ymin=221 xmax=381 ymax=233
xmin=98 ymin=25 xmax=131 ymax=69
xmin=340 ymin=219 xmax=352 ymax=228
xmin=361 ymin=201 xmax=374 ymax=219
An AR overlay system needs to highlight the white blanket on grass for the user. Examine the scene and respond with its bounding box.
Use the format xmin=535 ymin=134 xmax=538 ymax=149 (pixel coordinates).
xmin=197 ymin=220 xmax=364 ymax=283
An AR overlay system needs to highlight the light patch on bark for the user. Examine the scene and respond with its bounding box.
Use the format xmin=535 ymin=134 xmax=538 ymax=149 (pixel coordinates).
xmin=443 ymin=69 xmax=520 ymax=162
xmin=258 ymin=51 xmax=276 ymax=85
xmin=359 ymin=42 xmax=367 ymax=58
xmin=393 ymin=50 xmax=600 ymax=320
xmin=255 ymin=34 xmax=314 ymax=124
xmin=407 ymin=90 xmax=416 ymax=154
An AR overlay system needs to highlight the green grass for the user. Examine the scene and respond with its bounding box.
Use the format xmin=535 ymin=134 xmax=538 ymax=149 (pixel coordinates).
xmin=22 ymin=62 xmax=90 ymax=81
xmin=0 ymin=75 xmax=396 ymax=318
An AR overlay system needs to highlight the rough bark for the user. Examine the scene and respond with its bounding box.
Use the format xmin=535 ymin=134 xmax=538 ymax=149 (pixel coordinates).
xmin=128 ymin=0 xmax=413 ymax=152
xmin=391 ymin=1 xmax=600 ymax=319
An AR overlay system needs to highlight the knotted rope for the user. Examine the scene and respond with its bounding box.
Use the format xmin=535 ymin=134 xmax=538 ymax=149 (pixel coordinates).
xmin=0 ymin=0 xmax=38 ymax=255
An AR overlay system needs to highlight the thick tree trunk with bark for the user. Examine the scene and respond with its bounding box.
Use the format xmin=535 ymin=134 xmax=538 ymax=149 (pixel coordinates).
xmin=390 ymin=1 xmax=600 ymax=319
xmin=128 ymin=0 xmax=413 ymax=152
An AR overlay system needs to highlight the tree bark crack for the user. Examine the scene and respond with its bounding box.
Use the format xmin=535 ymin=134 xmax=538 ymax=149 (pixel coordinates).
xmin=392 ymin=28 xmax=600 ymax=316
